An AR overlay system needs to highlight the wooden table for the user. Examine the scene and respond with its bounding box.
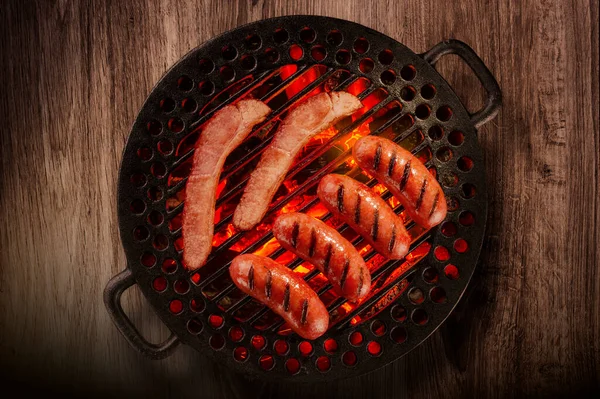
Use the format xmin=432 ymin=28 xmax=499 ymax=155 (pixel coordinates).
xmin=1 ymin=0 xmax=598 ymax=397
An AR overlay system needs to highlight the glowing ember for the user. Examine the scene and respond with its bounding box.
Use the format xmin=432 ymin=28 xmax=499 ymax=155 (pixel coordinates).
xmin=166 ymin=189 xmax=185 ymax=211
xmin=387 ymin=196 xmax=401 ymax=208
xmin=340 ymin=302 xmax=353 ymax=313
xmin=366 ymin=253 xmax=387 ymax=272
xmin=305 ymin=203 xmax=329 ymax=219
xmin=382 ymin=261 xmax=416 ymax=286
xmin=212 ymin=223 xmax=236 ymax=247
xmin=280 ymin=197 xmax=304 ymax=214
xmin=282 ymin=179 xmax=299 ymax=193
xmin=346 ymin=78 xmax=370 ymax=97
xmin=230 ymin=227 xmax=267 ymax=252
xmin=274 ymin=250 xmax=296 ymax=265
xmin=216 ymin=179 xmax=228 ymax=198
xmin=293 ymin=263 xmax=313 ymax=276
xmin=307 ymin=272 xmax=330 ymax=292
xmin=341 ymin=128 xmax=369 ymax=150
xmin=306 ymin=126 xmax=337 ymax=146
xmin=213 ymin=204 xmax=227 ymax=224
xmin=354 ymin=89 xmax=388 ymax=119
xmin=358 ymin=244 xmax=372 ymax=256
xmin=372 ymin=183 xmax=387 ymax=196
xmin=405 ymin=242 xmax=431 ymax=264
xmin=282 ymin=65 xmax=323 ymax=99
xmin=278 ymin=64 xmax=298 ymax=81
xmin=253 ymin=237 xmax=281 ymax=257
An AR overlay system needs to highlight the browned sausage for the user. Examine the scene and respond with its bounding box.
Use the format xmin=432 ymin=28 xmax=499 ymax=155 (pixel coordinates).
xmin=353 ymin=136 xmax=447 ymax=229
xmin=273 ymin=212 xmax=371 ymax=302
xmin=183 ymin=99 xmax=270 ymax=270
xmin=229 ymin=254 xmax=329 ymax=340
xmin=317 ymin=174 xmax=410 ymax=259
xmin=233 ymin=91 xmax=362 ymax=231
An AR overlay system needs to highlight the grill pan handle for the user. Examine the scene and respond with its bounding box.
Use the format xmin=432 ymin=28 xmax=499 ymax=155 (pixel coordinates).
xmin=422 ymin=39 xmax=502 ymax=129
xmin=104 ymin=268 xmax=180 ymax=359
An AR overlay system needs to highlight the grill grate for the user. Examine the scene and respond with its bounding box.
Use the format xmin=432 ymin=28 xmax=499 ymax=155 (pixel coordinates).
xmin=106 ymin=15 xmax=501 ymax=381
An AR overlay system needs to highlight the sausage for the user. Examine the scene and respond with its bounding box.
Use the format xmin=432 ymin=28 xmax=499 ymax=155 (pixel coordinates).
xmin=229 ymin=254 xmax=329 ymax=340
xmin=233 ymin=91 xmax=363 ymax=231
xmin=273 ymin=212 xmax=371 ymax=302
xmin=317 ymin=174 xmax=411 ymax=259
xmin=353 ymin=136 xmax=447 ymax=229
xmin=183 ymin=99 xmax=271 ymax=270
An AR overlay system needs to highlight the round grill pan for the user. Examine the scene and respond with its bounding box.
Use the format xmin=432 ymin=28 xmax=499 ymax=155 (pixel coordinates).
xmin=104 ymin=15 xmax=501 ymax=381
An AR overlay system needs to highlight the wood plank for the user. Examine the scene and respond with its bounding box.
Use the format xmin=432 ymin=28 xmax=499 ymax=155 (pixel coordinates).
xmin=0 ymin=0 xmax=598 ymax=397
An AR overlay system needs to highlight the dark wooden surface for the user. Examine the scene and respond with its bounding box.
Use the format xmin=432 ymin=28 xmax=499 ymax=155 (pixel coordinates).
xmin=1 ymin=0 xmax=598 ymax=397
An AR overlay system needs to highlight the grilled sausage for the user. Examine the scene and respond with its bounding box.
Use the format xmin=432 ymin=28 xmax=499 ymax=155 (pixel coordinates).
xmin=273 ymin=212 xmax=371 ymax=302
xmin=183 ymin=99 xmax=270 ymax=270
xmin=229 ymin=254 xmax=329 ymax=340
xmin=233 ymin=91 xmax=363 ymax=231
xmin=317 ymin=174 xmax=411 ymax=259
xmin=353 ymin=136 xmax=447 ymax=229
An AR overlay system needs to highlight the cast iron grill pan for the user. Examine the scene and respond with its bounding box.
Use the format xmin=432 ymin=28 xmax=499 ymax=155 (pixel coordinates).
xmin=104 ymin=16 xmax=501 ymax=381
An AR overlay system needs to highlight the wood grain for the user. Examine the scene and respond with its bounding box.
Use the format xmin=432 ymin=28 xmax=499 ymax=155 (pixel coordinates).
xmin=0 ymin=0 xmax=598 ymax=397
